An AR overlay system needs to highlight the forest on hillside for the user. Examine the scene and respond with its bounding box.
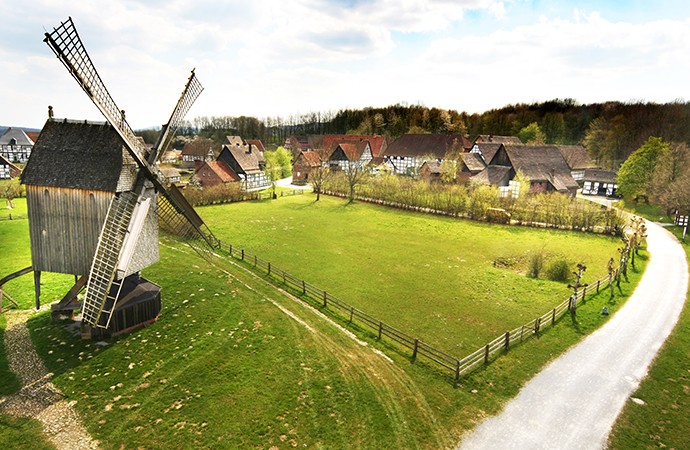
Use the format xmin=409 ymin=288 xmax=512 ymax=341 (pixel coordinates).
xmin=139 ymin=99 xmax=690 ymax=170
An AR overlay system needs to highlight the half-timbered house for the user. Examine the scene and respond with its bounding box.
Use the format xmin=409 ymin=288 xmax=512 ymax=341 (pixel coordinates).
xmin=217 ymin=141 xmax=269 ymax=190
xmin=328 ymin=141 xmax=372 ymax=171
xmin=384 ymin=133 xmax=473 ymax=175
xmin=292 ymin=151 xmax=322 ymax=184
xmin=0 ymin=127 xmax=35 ymax=163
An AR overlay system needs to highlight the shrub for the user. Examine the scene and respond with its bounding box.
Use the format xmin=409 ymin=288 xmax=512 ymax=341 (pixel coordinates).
xmin=527 ymin=253 xmax=544 ymax=278
xmin=546 ymin=259 xmax=570 ymax=281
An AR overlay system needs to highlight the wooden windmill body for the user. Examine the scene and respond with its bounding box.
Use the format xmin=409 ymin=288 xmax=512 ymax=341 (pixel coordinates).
xmin=21 ymin=17 xmax=219 ymax=338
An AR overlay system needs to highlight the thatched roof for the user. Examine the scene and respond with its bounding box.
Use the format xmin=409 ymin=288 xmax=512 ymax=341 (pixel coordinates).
xmin=472 ymin=165 xmax=512 ymax=186
xmin=21 ymin=119 xmax=125 ymax=191
xmin=583 ymin=168 xmax=617 ymax=184
xmin=503 ymin=145 xmax=579 ymax=192
xmin=385 ymin=134 xmax=473 ymax=159
xmin=557 ymin=144 xmax=595 ymax=170
xmin=461 ymin=153 xmax=487 ymax=173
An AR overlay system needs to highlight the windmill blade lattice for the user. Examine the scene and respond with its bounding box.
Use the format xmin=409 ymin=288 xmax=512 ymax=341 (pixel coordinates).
xmin=45 ymin=17 xmax=219 ymax=328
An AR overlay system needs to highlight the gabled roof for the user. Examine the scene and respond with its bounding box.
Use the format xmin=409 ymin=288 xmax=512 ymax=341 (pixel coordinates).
xmin=0 ymin=127 xmax=35 ymax=146
xmin=320 ymin=134 xmax=387 ymax=157
xmin=181 ymin=141 xmax=213 ymax=157
xmin=583 ymin=168 xmax=617 ymax=184
xmin=385 ymin=133 xmax=472 ymax=159
xmin=0 ymin=154 xmax=21 ymax=177
xmin=26 ymin=131 xmax=40 ymax=143
xmin=472 ymin=165 xmax=512 ymax=185
xmin=220 ymin=144 xmax=264 ymax=174
xmin=199 ymin=160 xmax=240 ymax=182
xmin=224 ymin=136 xmax=244 ymax=147
xmin=461 ymin=152 xmax=487 ymax=173
xmin=503 ymin=145 xmax=579 ymax=192
xmin=471 ymin=142 xmax=502 ymax=164
xmin=246 ymin=139 xmax=266 ymax=153
xmin=296 ymin=151 xmax=322 ymax=167
xmin=21 ymin=119 xmax=124 ymax=191
xmin=556 ymin=144 xmax=595 ymax=170
xmin=332 ymin=141 xmax=370 ymax=161
xmin=421 ymin=160 xmax=442 ymax=174
xmin=159 ymin=166 xmax=181 ymax=178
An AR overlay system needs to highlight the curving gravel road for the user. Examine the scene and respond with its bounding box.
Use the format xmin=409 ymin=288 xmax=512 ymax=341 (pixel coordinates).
xmin=459 ymin=220 xmax=688 ymax=449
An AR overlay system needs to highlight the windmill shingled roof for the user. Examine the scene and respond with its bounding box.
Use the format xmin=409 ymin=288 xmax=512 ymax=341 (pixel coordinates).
xmin=21 ymin=119 xmax=125 ymax=191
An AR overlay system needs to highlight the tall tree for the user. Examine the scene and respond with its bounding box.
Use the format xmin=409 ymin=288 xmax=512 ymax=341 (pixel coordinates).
xmin=518 ymin=122 xmax=546 ymax=144
xmin=617 ymin=136 xmax=668 ymax=199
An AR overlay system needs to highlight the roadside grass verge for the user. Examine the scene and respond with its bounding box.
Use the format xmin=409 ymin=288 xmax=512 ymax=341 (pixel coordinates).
xmin=0 ymin=415 xmax=53 ymax=450
xmin=608 ymin=225 xmax=690 ymax=449
xmin=199 ymin=194 xmax=624 ymax=355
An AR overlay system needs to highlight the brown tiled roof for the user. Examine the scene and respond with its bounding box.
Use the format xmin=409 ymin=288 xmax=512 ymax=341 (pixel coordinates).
xmin=220 ymin=144 xmax=264 ymax=174
xmin=297 ymin=151 xmax=322 ymax=167
xmin=320 ymin=134 xmax=388 ymax=157
xmin=246 ymin=139 xmax=266 ymax=153
xmin=181 ymin=141 xmax=212 ymax=157
xmin=25 ymin=131 xmax=40 ymax=143
xmin=421 ymin=160 xmax=442 ymax=174
xmin=224 ymin=136 xmax=244 ymax=147
xmin=472 ymin=143 xmax=502 ymax=164
xmin=385 ymin=133 xmax=473 ymax=159
xmin=205 ymin=161 xmax=240 ymax=182
xmin=0 ymin=154 xmax=21 ymax=178
xmin=557 ymin=144 xmax=595 ymax=170
xmin=333 ymin=141 xmax=370 ymax=161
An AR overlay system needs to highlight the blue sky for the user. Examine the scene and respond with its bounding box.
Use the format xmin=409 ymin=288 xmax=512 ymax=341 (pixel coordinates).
xmin=2 ymin=0 xmax=690 ymax=129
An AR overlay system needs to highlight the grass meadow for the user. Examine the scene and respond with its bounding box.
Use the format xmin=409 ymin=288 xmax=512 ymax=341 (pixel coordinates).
xmin=0 ymin=194 xmax=650 ymax=448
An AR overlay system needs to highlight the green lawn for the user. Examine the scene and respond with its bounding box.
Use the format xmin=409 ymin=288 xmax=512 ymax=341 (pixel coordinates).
xmin=0 ymin=193 xmax=649 ymax=448
xmin=608 ymin=224 xmax=690 ymax=449
xmin=200 ymin=194 xmax=624 ymax=355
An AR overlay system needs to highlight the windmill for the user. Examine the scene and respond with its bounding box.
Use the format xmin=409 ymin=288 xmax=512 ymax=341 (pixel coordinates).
xmin=24 ymin=17 xmax=219 ymax=338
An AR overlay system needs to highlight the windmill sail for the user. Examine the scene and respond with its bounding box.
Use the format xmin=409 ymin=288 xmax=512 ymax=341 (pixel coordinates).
xmin=45 ymin=17 xmax=218 ymax=328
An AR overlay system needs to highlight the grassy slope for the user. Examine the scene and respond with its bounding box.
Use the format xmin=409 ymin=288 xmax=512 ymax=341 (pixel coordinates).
xmin=1 ymin=194 xmax=648 ymax=448
xmin=608 ymin=224 xmax=690 ymax=448
xmin=200 ymin=194 xmax=623 ymax=355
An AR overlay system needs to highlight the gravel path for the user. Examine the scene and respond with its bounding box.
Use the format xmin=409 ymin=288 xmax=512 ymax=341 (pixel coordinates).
xmin=459 ymin=220 xmax=688 ymax=449
xmin=0 ymin=309 xmax=99 ymax=450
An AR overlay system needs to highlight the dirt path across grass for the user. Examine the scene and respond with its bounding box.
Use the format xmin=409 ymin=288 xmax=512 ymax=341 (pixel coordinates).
xmin=458 ymin=220 xmax=688 ymax=449
xmin=0 ymin=309 xmax=99 ymax=450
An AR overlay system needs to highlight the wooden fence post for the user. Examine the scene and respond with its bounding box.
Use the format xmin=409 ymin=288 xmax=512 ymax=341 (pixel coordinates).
xmin=520 ymin=325 xmax=525 ymax=341
xmin=254 ymin=255 xmax=257 ymax=266
xmin=597 ymin=279 xmax=600 ymax=293
xmin=552 ymin=308 xmax=556 ymax=325
xmin=484 ymin=344 xmax=490 ymax=363
xmin=504 ymin=331 xmax=510 ymax=349
xmin=229 ymin=244 xmax=232 ymax=256
xmin=323 ymin=291 xmax=327 ymax=307
xmin=267 ymin=262 xmax=271 ymax=275
xmin=241 ymin=249 xmax=245 ymax=260
xmin=378 ymin=322 xmax=383 ymax=339
xmin=412 ymin=339 xmax=419 ymax=359
xmin=455 ymin=360 xmax=461 ymax=382
xmin=282 ymin=272 xmax=286 ymax=284
xmin=535 ymin=317 xmax=541 ymax=333
xmin=349 ymin=307 xmax=354 ymax=323
xmin=302 ymin=280 xmax=306 ymax=295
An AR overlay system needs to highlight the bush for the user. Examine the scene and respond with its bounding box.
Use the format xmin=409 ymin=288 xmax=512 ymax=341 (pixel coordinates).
xmin=546 ymin=259 xmax=570 ymax=281
xmin=528 ymin=253 xmax=544 ymax=278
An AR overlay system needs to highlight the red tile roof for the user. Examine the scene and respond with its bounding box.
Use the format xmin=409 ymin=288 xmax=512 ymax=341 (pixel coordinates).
xmin=320 ymin=134 xmax=387 ymax=157
xmin=203 ymin=160 xmax=240 ymax=182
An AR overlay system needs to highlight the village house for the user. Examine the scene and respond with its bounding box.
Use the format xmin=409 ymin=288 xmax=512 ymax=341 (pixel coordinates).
xmin=328 ymin=141 xmax=373 ymax=171
xmin=0 ymin=127 xmax=35 ymax=163
xmin=581 ymin=169 xmax=618 ymax=196
xmin=419 ymin=160 xmax=442 ymax=181
xmin=0 ymin=154 xmax=21 ymax=179
xmin=180 ymin=142 xmax=214 ymax=168
xmin=481 ymin=145 xmax=580 ymax=196
xmin=159 ymin=166 xmax=182 ymax=184
xmin=319 ymin=134 xmax=388 ymax=158
xmin=384 ymin=133 xmax=473 ymax=175
xmin=292 ymin=151 xmax=322 ymax=184
xmin=217 ymin=139 xmax=269 ymax=190
xmin=191 ymin=160 xmax=240 ymax=188
xmin=556 ymin=144 xmax=596 ymax=182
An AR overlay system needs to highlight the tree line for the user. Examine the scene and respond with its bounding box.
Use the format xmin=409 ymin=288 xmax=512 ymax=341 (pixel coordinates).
xmin=136 ymin=98 xmax=690 ymax=170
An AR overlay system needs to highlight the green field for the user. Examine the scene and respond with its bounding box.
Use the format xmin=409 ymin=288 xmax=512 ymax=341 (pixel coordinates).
xmin=200 ymin=194 xmax=624 ymax=354
xmin=0 ymin=194 xmax=648 ymax=448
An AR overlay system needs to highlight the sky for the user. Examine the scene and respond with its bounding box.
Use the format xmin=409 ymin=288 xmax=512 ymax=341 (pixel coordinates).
xmin=2 ymin=0 xmax=690 ymax=130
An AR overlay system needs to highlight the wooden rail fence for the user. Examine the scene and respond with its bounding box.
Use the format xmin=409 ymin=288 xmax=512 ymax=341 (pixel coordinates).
xmin=217 ymin=241 xmax=621 ymax=382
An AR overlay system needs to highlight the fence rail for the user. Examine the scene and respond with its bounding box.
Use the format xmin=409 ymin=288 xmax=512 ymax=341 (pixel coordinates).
xmin=218 ymin=240 xmax=622 ymax=382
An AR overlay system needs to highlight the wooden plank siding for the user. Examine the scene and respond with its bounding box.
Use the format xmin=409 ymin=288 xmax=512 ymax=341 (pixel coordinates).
xmin=26 ymin=185 xmax=111 ymax=275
